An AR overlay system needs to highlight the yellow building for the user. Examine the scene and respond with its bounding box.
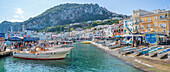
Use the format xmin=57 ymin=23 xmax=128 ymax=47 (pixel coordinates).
xmin=133 ymin=9 xmax=153 ymax=33
xmin=139 ymin=10 xmax=170 ymax=35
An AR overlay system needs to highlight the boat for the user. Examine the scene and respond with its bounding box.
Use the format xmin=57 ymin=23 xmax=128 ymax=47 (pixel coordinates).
xmin=118 ymin=46 xmax=131 ymax=52
xmin=168 ymin=53 xmax=170 ymax=60
xmin=134 ymin=47 xmax=148 ymax=56
xmin=108 ymin=44 xmax=120 ymax=49
xmin=142 ymin=46 xmax=157 ymax=55
xmin=0 ymin=41 xmax=13 ymax=57
xmin=120 ymin=47 xmax=137 ymax=55
xmin=13 ymin=47 xmax=73 ymax=60
xmin=148 ymin=46 xmax=164 ymax=57
xmin=157 ymin=48 xmax=170 ymax=59
xmin=80 ymin=41 xmax=91 ymax=44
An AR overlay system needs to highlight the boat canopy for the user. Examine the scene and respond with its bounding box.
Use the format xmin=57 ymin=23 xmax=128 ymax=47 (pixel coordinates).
xmin=114 ymin=35 xmax=121 ymax=38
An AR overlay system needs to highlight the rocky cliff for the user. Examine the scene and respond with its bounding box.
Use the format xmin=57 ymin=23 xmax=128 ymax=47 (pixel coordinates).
xmin=0 ymin=3 xmax=128 ymax=32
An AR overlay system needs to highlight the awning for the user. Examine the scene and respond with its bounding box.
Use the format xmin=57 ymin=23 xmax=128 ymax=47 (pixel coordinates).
xmin=9 ymin=37 xmax=21 ymax=41
xmin=23 ymin=37 xmax=40 ymax=41
xmin=114 ymin=35 xmax=121 ymax=38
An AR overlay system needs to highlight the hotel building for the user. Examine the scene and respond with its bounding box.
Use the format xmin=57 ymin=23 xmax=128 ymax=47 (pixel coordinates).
xmin=139 ymin=9 xmax=170 ymax=35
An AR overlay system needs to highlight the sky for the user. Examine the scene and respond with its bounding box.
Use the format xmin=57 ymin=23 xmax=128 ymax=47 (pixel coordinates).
xmin=0 ymin=0 xmax=169 ymax=23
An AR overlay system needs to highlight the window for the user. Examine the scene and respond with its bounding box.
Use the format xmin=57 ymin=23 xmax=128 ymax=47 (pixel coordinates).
xmin=155 ymin=16 xmax=157 ymax=20
xmin=148 ymin=24 xmax=151 ymax=29
xmin=155 ymin=23 xmax=157 ymax=26
xmin=141 ymin=25 xmax=143 ymax=29
xmin=125 ymin=21 xmax=127 ymax=27
xmin=124 ymin=30 xmax=126 ymax=33
xmin=148 ymin=17 xmax=151 ymax=21
xmin=163 ymin=23 xmax=166 ymax=28
xmin=163 ymin=30 xmax=166 ymax=33
xmin=159 ymin=24 xmax=162 ymax=27
xmin=141 ymin=18 xmax=144 ymax=22
xmin=159 ymin=16 xmax=162 ymax=19
xmin=135 ymin=26 xmax=137 ymax=31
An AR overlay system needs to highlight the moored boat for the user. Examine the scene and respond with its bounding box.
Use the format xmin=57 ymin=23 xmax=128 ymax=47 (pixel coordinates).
xmin=80 ymin=41 xmax=91 ymax=44
xmin=118 ymin=46 xmax=131 ymax=53
xmin=13 ymin=47 xmax=73 ymax=60
xmin=157 ymin=48 xmax=170 ymax=59
xmin=134 ymin=47 xmax=148 ymax=56
xmin=120 ymin=47 xmax=137 ymax=55
xmin=142 ymin=46 xmax=157 ymax=55
xmin=148 ymin=46 xmax=164 ymax=57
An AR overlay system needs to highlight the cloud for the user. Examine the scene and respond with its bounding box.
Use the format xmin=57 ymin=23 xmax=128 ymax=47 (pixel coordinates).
xmin=8 ymin=19 xmax=24 ymax=22
xmin=13 ymin=8 xmax=24 ymax=19
xmin=0 ymin=20 xmax=3 ymax=23
xmin=13 ymin=15 xmax=19 ymax=18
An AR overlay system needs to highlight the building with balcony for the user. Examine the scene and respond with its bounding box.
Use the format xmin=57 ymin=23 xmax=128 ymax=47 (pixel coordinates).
xmin=139 ymin=10 xmax=170 ymax=35
xmin=113 ymin=21 xmax=123 ymax=36
xmin=123 ymin=18 xmax=133 ymax=35
xmin=133 ymin=9 xmax=153 ymax=33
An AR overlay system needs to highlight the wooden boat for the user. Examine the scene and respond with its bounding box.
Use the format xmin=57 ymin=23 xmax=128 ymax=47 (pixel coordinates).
xmin=148 ymin=46 xmax=164 ymax=57
xmin=108 ymin=43 xmax=120 ymax=49
xmin=118 ymin=46 xmax=131 ymax=53
xmin=142 ymin=46 xmax=157 ymax=55
xmin=120 ymin=47 xmax=137 ymax=55
xmin=134 ymin=47 xmax=148 ymax=56
xmin=168 ymin=53 xmax=170 ymax=60
xmin=13 ymin=47 xmax=73 ymax=60
xmin=0 ymin=51 xmax=12 ymax=57
xmin=80 ymin=41 xmax=91 ymax=44
xmin=157 ymin=48 xmax=170 ymax=59
xmin=0 ymin=42 xmax=13 ymax=57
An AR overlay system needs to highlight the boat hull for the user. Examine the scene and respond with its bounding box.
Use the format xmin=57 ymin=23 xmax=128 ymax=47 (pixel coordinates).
xmin=158 ymin=53 xmax=168 ymax=59
xmin=13 ymin=49 xmax=71 ymax=60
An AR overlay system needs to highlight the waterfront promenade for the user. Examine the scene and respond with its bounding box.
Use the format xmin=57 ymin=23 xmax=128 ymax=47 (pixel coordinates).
xmin=91 ymin=41 xmax=170 ymax=72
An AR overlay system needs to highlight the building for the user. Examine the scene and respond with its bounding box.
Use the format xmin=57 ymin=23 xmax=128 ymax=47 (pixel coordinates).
xmin=133 ymin=9 xmax=153 ymax=33
xmin=123 ymin=17 xmax=133 ymax=35
xmin=139 ymin=9 xmax=170 ymax=35
xmin=113 ymin=21 xmax=123 ymax=36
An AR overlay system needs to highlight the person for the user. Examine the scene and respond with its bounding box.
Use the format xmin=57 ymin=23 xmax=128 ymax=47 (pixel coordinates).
xmin=15 ymin=43 xmax=18 ymax=49
xmin=143 ymin=40 xmax=146 ymax=45
xmin=4 ymin=42 xmax=7 ymax=51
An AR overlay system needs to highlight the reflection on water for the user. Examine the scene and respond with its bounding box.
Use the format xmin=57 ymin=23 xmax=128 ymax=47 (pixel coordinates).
xmin=0 ymin=42 xmax=143 ymax=72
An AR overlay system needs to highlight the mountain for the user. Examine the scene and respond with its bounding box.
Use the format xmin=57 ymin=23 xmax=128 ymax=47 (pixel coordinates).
xmin=23 ymin=3 xmax=113 ymax=30
xmin=0 ymin=3 xmax=129 ymax=32
xmin=0 ymin=21 xmax=22 ymax=33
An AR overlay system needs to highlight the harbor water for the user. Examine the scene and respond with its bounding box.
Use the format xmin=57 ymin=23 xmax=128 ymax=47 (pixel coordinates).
xmin=0 ymin=42 xmax=143 ymax=72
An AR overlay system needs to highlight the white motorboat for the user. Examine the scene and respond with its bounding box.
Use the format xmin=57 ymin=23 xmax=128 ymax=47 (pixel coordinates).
xmin=13 ymin=47 xmax=73 ymax=60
